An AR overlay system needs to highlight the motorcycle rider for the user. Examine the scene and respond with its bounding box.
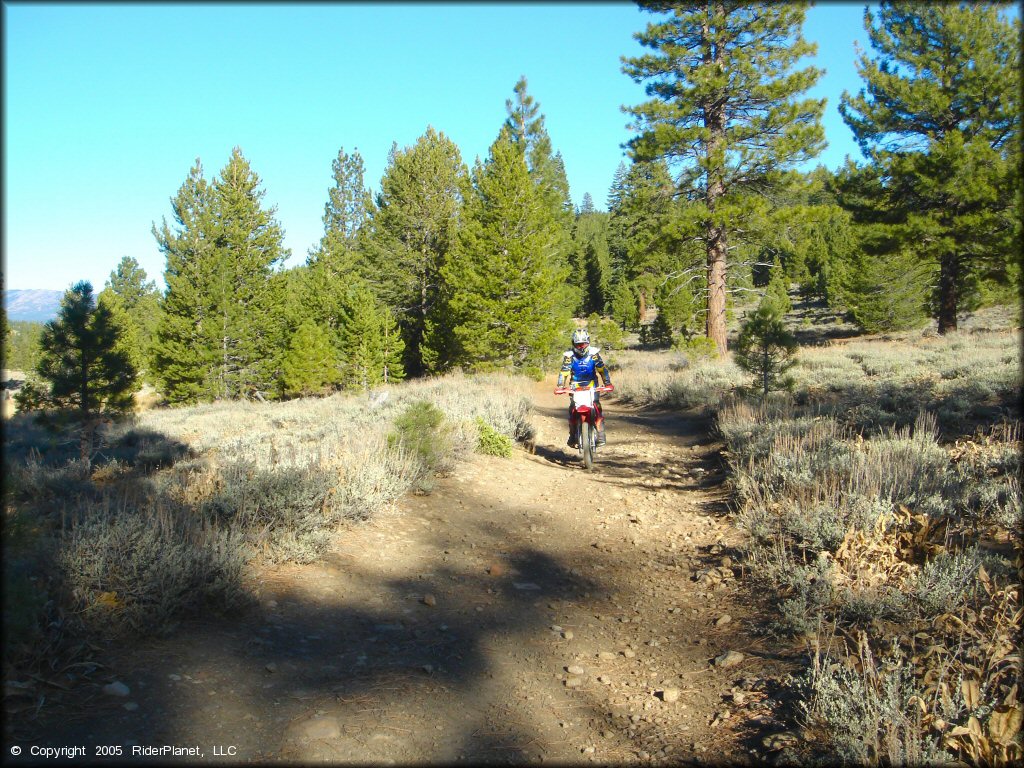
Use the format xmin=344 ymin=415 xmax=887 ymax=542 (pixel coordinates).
xmin=556 ymin=328 xmax=613 ymax=448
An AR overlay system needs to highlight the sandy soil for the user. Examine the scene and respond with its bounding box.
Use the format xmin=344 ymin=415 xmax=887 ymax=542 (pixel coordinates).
xmin=17 ymin=378 xmax=800 ymax=765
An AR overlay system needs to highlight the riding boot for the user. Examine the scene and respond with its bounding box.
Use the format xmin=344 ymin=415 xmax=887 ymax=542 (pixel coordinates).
xmin=567 ymin=415 xmax=579 ymax=448
xmin=596 ymin=424 xmax=606 ymax=446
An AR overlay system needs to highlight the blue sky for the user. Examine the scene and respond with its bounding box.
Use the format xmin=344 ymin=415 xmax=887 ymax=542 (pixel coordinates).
xmin=4 ymin=2 xmax=875 ymax=292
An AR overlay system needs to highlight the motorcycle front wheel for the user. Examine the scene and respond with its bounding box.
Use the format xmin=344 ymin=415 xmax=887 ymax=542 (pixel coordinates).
xmin=580 ymin=420 xmax=594 ymax=470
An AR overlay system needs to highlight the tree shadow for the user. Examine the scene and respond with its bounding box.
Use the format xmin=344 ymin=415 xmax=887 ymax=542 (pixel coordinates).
xmin=5 ymin=392 xmax=750 ymax=763
xmin=3 ymin=411 xmax=193 ymax=470
xmin=796 ymin=375 xmax=1021 ymax=443
xmin=13 ymin=534 xmax=618 ymax=763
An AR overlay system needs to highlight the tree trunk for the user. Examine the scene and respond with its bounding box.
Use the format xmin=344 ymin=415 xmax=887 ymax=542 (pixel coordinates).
xmin=706 ymin=227 xmax=728 ymax=356
xmin=762 ymin=344 xmax=770 ymax=401
xmin=638 ymin=288 xmax=647 ymax=325
xmin=79 ymin=417 xmax=94 ymax=465
xmin=937 ymin=252 xmax=959 ymax=334
xmin=703 ymin=4 xmax=728 ymax=358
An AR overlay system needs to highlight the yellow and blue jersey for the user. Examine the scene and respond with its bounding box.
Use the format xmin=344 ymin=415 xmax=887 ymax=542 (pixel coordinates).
xmin=557 ymin=348 xmax=611 ymax=390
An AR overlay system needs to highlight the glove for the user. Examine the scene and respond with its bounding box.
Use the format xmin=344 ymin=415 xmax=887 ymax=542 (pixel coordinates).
xmin=605 ymin=383 xmax=614 ymax=391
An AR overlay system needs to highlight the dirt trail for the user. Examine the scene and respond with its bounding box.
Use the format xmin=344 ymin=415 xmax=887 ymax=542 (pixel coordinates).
xmin=23 ymin=378 xmax=797 ymax=764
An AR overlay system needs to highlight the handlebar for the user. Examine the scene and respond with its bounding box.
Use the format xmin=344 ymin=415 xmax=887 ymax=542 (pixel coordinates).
xmin=554 ymin=385 xmax=614 ymax=395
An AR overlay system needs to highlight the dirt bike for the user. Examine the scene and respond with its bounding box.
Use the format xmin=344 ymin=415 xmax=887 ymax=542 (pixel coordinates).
xmin=554 ymin=384 xmax=614 ymax=471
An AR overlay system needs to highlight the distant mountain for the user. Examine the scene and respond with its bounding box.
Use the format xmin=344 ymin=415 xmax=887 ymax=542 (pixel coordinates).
xmin=3 ymin=289 xmax=63 ymax=322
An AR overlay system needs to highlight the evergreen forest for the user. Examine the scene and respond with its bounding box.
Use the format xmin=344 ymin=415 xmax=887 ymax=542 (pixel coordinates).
xmin=5 ymin=2 xmax=1020 ymax=409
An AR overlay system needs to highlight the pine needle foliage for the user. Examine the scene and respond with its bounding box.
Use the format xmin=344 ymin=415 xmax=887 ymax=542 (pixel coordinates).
xmin=281 ymin=320 xmax=339 ymax=398
xmin=336 ymin=283 xmax=405 ymax=392
xmin=623 ymin=1 xmax=826 ymax=354
xmin=734 ymin=302 xmax=798 ymax=401
xmin=440 ymin=127 xmax=570 ymax=372
xmin=98 ymin=256 xmax=160 ymax=381
xmin=152 ymin=149 xmax=288 ymax=403
xmin=15 ymin=281 xmax=138 ymax=460
xmin=368 ymin=127 xmax=469 ymax=377
xmin=838 ymin=2 xmax=1021 ymax=333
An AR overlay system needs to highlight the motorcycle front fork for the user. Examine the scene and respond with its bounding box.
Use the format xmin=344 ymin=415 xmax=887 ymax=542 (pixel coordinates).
xmin=569 ymin=411 xmax=603 ymax=440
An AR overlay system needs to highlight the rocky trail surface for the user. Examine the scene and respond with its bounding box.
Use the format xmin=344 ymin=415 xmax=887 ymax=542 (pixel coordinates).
xmin=20 ymin=380 xmax=800 ymax=765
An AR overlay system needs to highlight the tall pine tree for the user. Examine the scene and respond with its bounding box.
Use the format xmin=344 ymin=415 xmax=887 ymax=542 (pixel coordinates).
xmin=623 ymin=1 xmax=825 ymax=355
xmin=209 ymin=147 xmax=288 ymax=399
xmin=281 ymin=319 xmax=339 ymax=398
xmin=572 ymin=209 xmax=611 ymax=316
xmin=441 ymin=127 xmax=570 ymax=372
xmin=152 ymin=149 xmax=288 ymax=403
xmin=336 ymin=282 xmax=405 ymax=391
xmin=281 ymin=146 xmax=378 ymax=372
xmin=838 ymin=2 xmax=1021 ymax=332
xmin=607 ymin=160 xmax=678 ymax=323
xmin=368 ymin=127 xmax=468 ymax=376
xmin=505 ymin=77 xmax=577 ymax=312
xmin=152 ymin=160 xmax=219 ymax=404
xmin=303 ymin=147 xmax=375 ymax=341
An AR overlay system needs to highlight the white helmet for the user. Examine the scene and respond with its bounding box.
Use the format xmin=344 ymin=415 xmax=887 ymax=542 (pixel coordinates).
xmin=571 ymin=328 xmax=590 ymax=358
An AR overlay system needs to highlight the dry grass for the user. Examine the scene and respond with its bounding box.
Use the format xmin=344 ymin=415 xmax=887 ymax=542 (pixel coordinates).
xmin=598 ymin=310 xmax=1021 ymax=765
xmin=3 ymin=371 xmax=535 ymax=654
xmin=612 ymin=347 xmax=746 ymax=411
xmin=717 ymin=323 xmax=1022 ymax=766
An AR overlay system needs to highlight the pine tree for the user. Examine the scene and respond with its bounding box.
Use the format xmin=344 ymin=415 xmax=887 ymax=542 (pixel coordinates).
xmin=378 ymin=304 xmax=406 ymax=386
xmin=838 ymin=2 xmax=1021 ymax=333
xmin=830 ymin=205 xmax=932 ymax=333
xmin=368 ymin=127 xmax=468 ymax=376
xmin=579 ymin=192 xmax=595 ymax=216
xmin=623 ymin=2 xmax=825 ymax=355
xmin=209 ymin=147 xmax=289 ymax=399
xmin=96 ymin=290 xmax=144 ymax=382
xmin=441 ymin=127 xmax=570 ymax=372
xmin=610 ymin=280 xmax=639 ymax=331
xmin=505 ymin=77 xmax=577 ymax=310
xmin=152 ymin=159 xmax=219 ymax=404
xmin=653 ymin=279 xmax=702 ymax=343
xmin=303 ymin=147 xmax=375 ymax=342
xmin=98 ymin=256 xmax=160 ymax=381
xmin=734 ymin=302 xmax=798 ymax=401
xmin=17 ymin=281 xmax=137 ymax=460
xmin=606 ymin=161 xmax=629 ymax=271
xmin=152 ymin=150 xmax=288 ymax=403
xmin=573 ymin=209 xmax=611 ymax=316
xmin=312 ymin=146 xmax=374 ymax=264
xmin=607 ymin=160 xmax=679 ymax=323
xmin=761 ymin=270 xmax=793 ymax=316
xmin=337 ymin=282 xmax=405 ymax=391
xmin=281 ymin=319 xmax=339 ymax=398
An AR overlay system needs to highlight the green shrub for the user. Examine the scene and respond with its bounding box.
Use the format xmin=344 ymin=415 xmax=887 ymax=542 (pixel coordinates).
xmin=770 ymin=560 xmax=834 ymax=636
xmin=595 ymin=317 xmax=626 ymax=351
xmin=908 ymin=549 xmax=984 ymax=618
xmin=522 ymin=366 xmax=545 ymax=382
xmin=798 ymin=640 xmax=948 ymax=765
xmin=389 ymin=400 xmax=452 ymax=475
xmin=673 ymin=335 xmax=719 ymax=363
xmin=476 ymin=417 xmax=513 ymax=457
